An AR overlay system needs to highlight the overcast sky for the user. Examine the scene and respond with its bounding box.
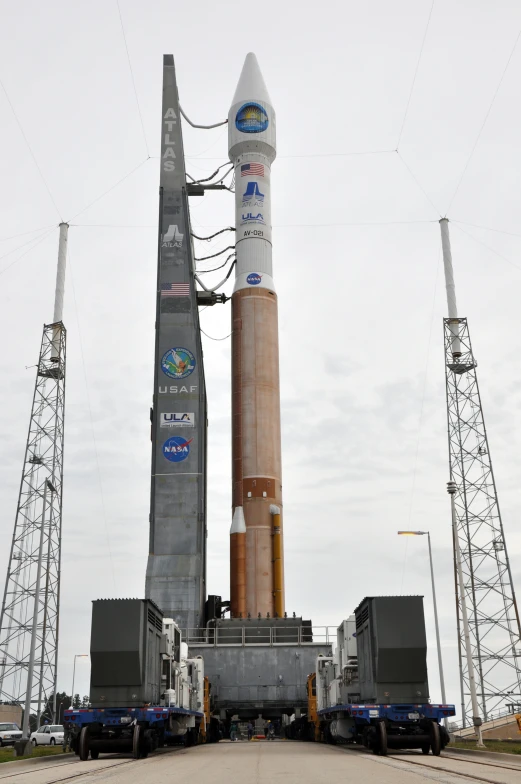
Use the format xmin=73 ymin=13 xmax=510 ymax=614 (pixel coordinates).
xmin=1 ymin=0 xmax=521 ymax=713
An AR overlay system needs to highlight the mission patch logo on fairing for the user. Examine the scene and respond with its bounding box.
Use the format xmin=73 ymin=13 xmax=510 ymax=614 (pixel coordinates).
xmin=235 ymin=102 xmax=269 ymax=133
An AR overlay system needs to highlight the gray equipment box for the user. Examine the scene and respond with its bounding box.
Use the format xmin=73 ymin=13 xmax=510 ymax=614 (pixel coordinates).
xmin=90 ymin=599 xmax=164 ymax=708
xmin=355 ymin=596 xmax=429 ymax=704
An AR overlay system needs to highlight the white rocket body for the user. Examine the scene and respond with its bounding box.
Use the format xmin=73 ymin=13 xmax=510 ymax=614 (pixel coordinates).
xmin=228 ymin=53 xmax=277 ymax=294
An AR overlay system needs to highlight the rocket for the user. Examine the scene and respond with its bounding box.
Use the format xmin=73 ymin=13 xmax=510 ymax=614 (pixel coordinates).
xmin=228 ymin=53 xmax=284 ymax=619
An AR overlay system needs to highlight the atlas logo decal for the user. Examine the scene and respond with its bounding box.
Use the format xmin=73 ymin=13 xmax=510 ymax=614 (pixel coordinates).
xmin=162 ymin=107 xmax=177 ymax=172
xmin=241 ymin=213 xmax=265 ymax=224
xmin=162 ymin=435 xmax=192 ymax=463
xmin=160 ymin=412 xmax=195 ymax=428
xmin=235 ymin=102 xmax=269 ymax=134
xmin=242 ymin=181 xmax=264 ymax=206
xmin=159 ymin=385 xmax=197 ymax=394
xmin=162 ymin=224 xmax=184 ymax=248
xmin=246 ymin=273 xmax=262 ymax=285
xmin=161 ymin=347 xmax=195 ymax=380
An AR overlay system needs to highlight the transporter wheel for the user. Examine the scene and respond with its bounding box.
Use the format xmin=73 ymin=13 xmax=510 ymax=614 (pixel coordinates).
xmin=421 ymin=744 xmax=430 ymax=754
xmin=90 ymin=750 xmax=99 ymax=760
xmin=132 ymin=724 xmax=142 ymax=759
xmin=32 ymin=739 xmax=37 ymax=747
xmin=78 ymin=727 xmax=90 ymax=761
xmin=376 ymin=721 xmax=388 ymax=756
xmin=50 ymin=738 xmax=55 ymax=745
xmin=429 ymin=722 xmax=441 ymax=756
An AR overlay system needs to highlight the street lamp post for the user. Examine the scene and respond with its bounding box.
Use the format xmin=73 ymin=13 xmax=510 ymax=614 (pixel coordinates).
xmin=71 ymin=655 xmax=89 ymax=710
xmin=397 ymin=530 xmax=448 ymax=728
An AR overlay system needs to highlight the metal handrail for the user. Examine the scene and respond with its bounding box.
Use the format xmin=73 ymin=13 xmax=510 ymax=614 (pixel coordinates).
xmin=182 ymin=625 xmax=337 ymax=647
xmin=450 ymin=704 xmax=521 ymax=732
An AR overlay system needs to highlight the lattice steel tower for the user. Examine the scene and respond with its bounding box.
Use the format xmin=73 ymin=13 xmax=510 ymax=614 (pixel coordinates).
xmin=0 ymin=224 xmax=68 ymax=732
xmin=441 ymin=219 xmax=521 ymax=726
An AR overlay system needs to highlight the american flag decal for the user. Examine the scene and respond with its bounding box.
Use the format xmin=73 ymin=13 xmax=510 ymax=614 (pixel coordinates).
xmin=161 ymin=282 xmax=190 ymax=297
xmin=241 ymin=163 xmax=264 ymax=177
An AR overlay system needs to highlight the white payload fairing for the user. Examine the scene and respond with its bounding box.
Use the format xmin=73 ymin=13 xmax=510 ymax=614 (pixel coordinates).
xmin=228 ymin=54 xmax=284 ymax=619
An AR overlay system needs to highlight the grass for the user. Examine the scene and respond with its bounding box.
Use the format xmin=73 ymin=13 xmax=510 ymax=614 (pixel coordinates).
xmin=0 ymin=745 xmax=67 ymax=764
xmin=449 ymin=740 xmax=521 ymax=756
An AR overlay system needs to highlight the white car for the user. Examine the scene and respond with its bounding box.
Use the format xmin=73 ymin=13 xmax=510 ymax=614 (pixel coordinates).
xmin=0 ymin=722 xmax=22 ymax=746
xmin=30 ymin=724 xmax=64 ymax=746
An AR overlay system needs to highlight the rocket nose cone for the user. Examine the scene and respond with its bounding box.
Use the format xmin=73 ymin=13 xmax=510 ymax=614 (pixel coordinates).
xmin=231 ymin=52 xmax=272 ymax=107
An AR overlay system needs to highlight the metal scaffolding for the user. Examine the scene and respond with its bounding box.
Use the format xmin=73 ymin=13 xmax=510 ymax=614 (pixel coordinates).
xmin=444 ymin=316 xmax=521 ymax=725
xmin=0 ymin=321 xmax=66 ymax=725
xmin=0 ymin=223 xmax=68 ymax=732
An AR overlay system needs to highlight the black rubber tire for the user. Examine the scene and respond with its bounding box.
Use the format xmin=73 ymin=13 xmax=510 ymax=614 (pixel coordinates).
xmin=377 ymin=721 xmax=388 ymax=756
xmin=132 ymin=724 xmax=142 ymax=760
xmin=50 ymin=738 xmax=55 ymax=746
xmin=32 ymin=739 xmax=37 ymax=747
xmin=90 ymin=750 xmax=99 ymax=760
xmin=429 ymin=722 xmax=441 ymax=756
xmin=421 ymin=744 xmax=430 ymax=754
xmin=78 ymin=727 xmax=90 ymax=761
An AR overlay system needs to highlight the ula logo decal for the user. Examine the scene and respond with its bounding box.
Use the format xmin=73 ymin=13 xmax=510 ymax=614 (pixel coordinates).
xmin=247 ymin=273 xmax=262 ymax=285
xmin=161 ymin=348 xmax=195 ymax=380
xmin=241 ymin=213 xmax=265 ymax=224
xmin=242 ymin=181 xmax=264 ymax=206
xmin=163 ymin=436 xmax=192 ymax=463
xmin=235 ymin=102 xmax=269 ymax=134
xmin=160 ymin=412 xmax=195 ymax=428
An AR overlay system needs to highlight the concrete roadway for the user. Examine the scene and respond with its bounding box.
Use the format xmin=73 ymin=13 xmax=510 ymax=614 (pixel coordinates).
xmin=2 ymin=741 xmax=521 ymax=784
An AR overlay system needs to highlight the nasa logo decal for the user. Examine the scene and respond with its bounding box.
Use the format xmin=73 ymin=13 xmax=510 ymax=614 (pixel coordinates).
xmin=161 ymin=347 xmax=196 ymax=380
xmin=163 ymin=436 xmax=192 ymax=463
xmin=246 ymin=273 xmax=262 ymax=285
xmin=236 ymin=102 xmax=269 ymax=133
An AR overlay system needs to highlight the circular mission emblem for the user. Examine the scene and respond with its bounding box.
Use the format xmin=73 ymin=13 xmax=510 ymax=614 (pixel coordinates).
xmin=161 ymin=347 xmax=196 ymax=380
xmin=235 ymin=102 xmax=269 ymax=133
xmin=163 ymin=436 xmax=192 ymax=463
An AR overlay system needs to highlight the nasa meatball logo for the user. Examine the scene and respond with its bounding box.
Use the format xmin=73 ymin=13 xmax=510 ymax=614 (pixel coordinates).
xmin=162 ymin=436 xmax=192 ymax=463
xmin=246 ymin=273 xmax=262 ymax=285
xmin=161 ymin=347 xmax=195 ymax=380
xmin=236 ymin=102 xmax=269 ymax=133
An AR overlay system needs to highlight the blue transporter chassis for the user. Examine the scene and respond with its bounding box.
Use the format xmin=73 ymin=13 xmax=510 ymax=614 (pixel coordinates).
xmin=64 ymin=705 xmax=205 ymax=760
xmin=318 ymin=703 xmax=456 ymax=755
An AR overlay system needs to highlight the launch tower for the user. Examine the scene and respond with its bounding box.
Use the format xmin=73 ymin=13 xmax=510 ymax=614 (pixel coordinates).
xmin=441 ymin=219 xmax=521 ymax=725
xmin=145 ymin=56 xmax=208 ymax=632
xmin=0 ymin=224 xmax=68 ymax=731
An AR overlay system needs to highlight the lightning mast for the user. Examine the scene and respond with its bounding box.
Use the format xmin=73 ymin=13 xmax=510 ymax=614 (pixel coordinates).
xmin=0 ymin=223 xmax=68 ymax=732
xmin=441 ymin=218 xmax=521 ymax=727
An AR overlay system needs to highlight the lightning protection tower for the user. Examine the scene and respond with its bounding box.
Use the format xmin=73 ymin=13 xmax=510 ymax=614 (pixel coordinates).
xmin=0 ymin=223 xmax=68 ymax=733
xmin=441 ymin=218 xmax=521 ymax=726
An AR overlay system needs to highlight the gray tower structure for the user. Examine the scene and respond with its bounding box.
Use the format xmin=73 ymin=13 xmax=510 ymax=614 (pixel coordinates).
xmin=0 ymin=224 xmax=68 ymax=732
xmin=445 ymin=318 xmax=521 ymax=723
xmin=145 ymin=56 xmax=208 ymax=631
xmin=441 ymin=220 xmax=521 ymax=725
